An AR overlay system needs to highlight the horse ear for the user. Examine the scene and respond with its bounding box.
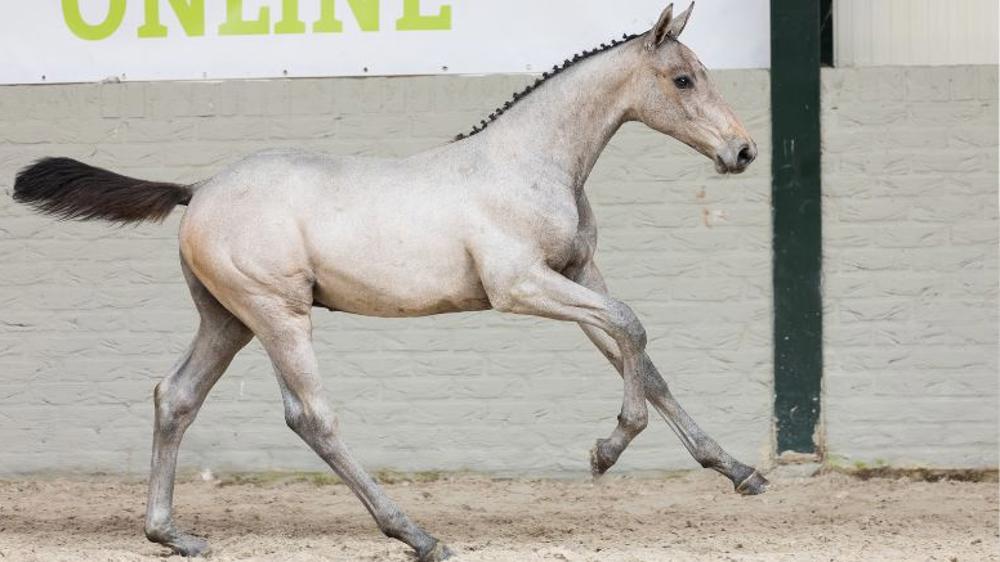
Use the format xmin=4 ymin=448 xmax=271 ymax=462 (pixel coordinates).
xmin=667 ymin=2 xmax=694 ymax=39
xmin=644 ymin=3 xmax=674 ymax=51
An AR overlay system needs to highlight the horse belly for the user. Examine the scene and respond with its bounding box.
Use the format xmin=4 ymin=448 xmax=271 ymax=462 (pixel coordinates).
xmin=311 ymin=242 xmax=490 ymax=317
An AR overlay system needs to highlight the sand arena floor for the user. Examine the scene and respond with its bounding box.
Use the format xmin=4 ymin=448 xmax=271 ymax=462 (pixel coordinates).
xmin=0 ymin=470 xmax=996 ymax=561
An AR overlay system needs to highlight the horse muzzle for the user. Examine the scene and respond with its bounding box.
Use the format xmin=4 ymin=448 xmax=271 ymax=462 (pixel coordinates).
xmin=714 ymin=138 xmax=757 ymax=175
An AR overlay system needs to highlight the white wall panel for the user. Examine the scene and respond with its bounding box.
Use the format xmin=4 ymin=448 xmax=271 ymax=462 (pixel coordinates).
xmin=0 ymin=1 xmax=770 ymax=85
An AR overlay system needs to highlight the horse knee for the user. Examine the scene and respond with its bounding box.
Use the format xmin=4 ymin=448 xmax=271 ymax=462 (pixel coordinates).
xmin=153 ymin=382 xmax=199 ymax=435
xmin=609 ymin=301 xmax=646 ymax=351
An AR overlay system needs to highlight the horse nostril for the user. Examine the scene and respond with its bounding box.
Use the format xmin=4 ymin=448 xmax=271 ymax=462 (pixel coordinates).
xmin=737 ymin=144 xmax=755 ymax=167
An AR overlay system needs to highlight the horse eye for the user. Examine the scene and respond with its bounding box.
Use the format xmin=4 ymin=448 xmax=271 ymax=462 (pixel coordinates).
xmin=673 ymin=76 xmax=693 ymax=89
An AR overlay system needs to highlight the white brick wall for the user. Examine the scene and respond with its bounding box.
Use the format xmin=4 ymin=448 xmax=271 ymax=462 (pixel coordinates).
xmin=822 ymin=66 xmax=999 ymax=468
xmin=5 ymin=66 xmax=992 ymax=475
xmin=0 ymin=71 xmax=774 ymax=475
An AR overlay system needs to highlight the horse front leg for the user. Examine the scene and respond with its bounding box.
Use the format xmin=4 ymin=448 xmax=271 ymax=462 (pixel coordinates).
xmin=573 ymin=261 xmax=769 ymax=494
xmin=485 ymin=262 xmax=649 ymax=476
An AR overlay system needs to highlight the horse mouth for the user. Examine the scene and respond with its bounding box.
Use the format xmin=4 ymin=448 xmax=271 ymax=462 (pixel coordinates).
xmin=714 ymin=155 xmax=729 ymax=174
xmin=714 ymin=154 xmax=749 ymax=175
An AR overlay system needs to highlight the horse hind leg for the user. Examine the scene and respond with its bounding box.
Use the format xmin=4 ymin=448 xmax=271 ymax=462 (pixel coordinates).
xmin=144 ymin=260 xmax=253 ymax=556
xmin=235 ymin=295 xmax=452 ymax=562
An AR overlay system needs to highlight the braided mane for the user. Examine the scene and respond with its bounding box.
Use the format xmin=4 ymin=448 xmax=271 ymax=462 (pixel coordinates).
xmin=454 ymin=32 xmax=641 ymax=142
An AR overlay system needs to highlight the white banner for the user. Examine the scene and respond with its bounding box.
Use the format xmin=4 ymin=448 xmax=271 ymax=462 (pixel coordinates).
xmin=0 ymin=1 xmax=770 ymax=85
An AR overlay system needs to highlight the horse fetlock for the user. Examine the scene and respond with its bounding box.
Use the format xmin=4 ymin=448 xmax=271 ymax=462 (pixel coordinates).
xmin=735 ymin=469 xmax=769 ymax=496
xmin=380 ymin=517 xmax=450 ymax=562
xmin=693 ymin=451 xmax=720 ymax=470
xmin=376 ymin=509 xmax=413 ymax=540
xmin=691 ymin=442 xmax=724 ymax=468
xmin=144 ymin=521 xmax=173 ymax=543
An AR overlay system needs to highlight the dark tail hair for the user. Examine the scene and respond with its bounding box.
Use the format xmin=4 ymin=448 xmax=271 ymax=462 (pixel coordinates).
xmin=13 ymin=157 xmax=192 ymax=223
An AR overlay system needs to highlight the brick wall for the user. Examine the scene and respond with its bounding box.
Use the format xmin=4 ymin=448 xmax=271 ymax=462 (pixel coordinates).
xmin=0 ymin=71 xmax=774 ymax=475
xmin=821 ymin=66 xmax=999 ymax=468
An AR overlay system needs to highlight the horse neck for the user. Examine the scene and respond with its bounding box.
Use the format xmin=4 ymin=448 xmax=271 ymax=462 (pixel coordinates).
xmin=477 ymin=44 xmax=637 ymax=192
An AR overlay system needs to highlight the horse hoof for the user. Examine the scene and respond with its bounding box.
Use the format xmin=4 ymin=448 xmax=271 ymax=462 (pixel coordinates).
xmin=147 ymin=525 xmax=211 ymax=558
xmin=418 ymin=541 xmax=455 ymax=562
xmin=172 ymin=534 xmax=210 ymax=558
xmin=735 ymin=469 xmax=769 ymax=496
xmin=590 ymin=439 xmax=614 ymax=478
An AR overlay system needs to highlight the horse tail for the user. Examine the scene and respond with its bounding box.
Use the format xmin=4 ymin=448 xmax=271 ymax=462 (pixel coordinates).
xmin=13 ymin=157 xmax=193 ymax=223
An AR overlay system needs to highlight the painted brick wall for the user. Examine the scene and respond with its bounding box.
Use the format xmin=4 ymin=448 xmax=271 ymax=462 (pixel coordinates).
xmin=822 ymin=66 xmax=999 ymax=468
xmin=0 ymin=71 xmax=773 ymax=475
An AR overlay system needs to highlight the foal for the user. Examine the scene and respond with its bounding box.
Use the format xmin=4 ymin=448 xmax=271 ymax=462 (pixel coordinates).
xmin=13 ymin=3 xmax=765 ymax=560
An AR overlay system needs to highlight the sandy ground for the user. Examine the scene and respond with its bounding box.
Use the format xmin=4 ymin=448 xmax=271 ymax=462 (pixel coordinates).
xmin=0 ymin=471 xmax=996 ymax=562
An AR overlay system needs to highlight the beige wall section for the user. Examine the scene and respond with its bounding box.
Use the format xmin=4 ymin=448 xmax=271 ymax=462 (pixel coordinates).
xmin=821 ymin=65 xmax=999 ymax=468
xmin=835 ymin=0 xmax=999 ymax=66
xmin=0 ymin=71 xmax=774 ymax=475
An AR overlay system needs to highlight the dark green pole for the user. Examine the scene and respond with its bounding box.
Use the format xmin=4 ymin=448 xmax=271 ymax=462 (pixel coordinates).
xmin=771 ymin=0 xmax=823 ymax=455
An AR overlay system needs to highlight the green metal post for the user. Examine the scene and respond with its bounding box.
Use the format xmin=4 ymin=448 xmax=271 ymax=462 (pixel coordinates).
xmin=771 ymin=0 xmax=823 ymax=455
